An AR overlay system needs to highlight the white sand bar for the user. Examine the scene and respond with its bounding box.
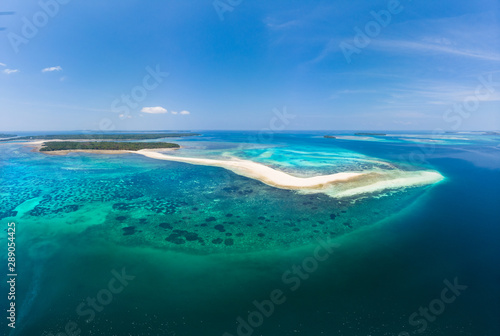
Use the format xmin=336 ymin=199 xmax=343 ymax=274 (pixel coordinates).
xmin=134 ymin=150 xmax=444 ymax=197
xmin=134 ymin=150 xmax=363 ymax=188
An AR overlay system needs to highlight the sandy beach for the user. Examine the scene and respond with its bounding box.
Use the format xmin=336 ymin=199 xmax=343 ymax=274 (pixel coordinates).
xmin=134 ymin=149 xmax=365 ymax=189
xmin=41 ymin=149 xmax=134 ymax=155
xmin=133 ymin=149 xmax=445 ymax=197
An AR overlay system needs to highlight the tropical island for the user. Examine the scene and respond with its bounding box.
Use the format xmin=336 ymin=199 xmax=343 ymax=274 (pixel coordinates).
xmin=39 ymin=141 xmax=180 ymax=152
xmin=2 ymin=132 xmax=199 ymax=142
xmin=323 ymin=135 xmax=336 ymax=139
xmin=0 ymin=134 xmax=17 ymax=138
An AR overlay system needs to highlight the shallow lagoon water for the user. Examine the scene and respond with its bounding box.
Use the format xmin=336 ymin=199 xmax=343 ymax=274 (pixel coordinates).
xmin=0 ymin=131 xmax=499 ymax=335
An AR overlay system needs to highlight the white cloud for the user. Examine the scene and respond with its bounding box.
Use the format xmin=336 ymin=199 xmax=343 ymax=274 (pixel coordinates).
xmin=371 ymin=39 xmax=500 ymax=62
xmin=42 ymin=66 xmax=63 ymax=73
xmin=141 ymin=106 xmax=168 ymax=114
xmin=3 ymin=69 xmax=19 ymax=74
xmin=140 ymin=107 xmax=190 ymax=115
xmin=0 ymin=63 xmax=6 ymax=67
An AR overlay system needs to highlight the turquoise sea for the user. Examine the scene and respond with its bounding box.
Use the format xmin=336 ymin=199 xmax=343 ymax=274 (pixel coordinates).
xmin=1 ymin=131 xmax=499 ymax=336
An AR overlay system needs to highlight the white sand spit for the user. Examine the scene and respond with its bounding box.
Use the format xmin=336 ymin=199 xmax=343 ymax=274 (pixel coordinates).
xmin=134 ymin=150 xmax=444 ymax=198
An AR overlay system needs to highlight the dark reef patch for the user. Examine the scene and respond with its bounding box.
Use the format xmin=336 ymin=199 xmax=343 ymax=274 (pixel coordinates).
xmin=122 ymin=226 xmax=136 ymax=236
xmin=214 ymin=224 xmax=225 ymax=232
xmin=238 ymin=189 xmax=253 ymax=195
xmin=165 ymin=235 xmax=186 ymax=244
xmin=62 ymin=205 xmax=79 ymax=213
xmin=113 ymin=203 xmax=133 ymax=211
xmin=222 ymin=186 xmax=239 ymax=193
xmin=165 ymin=229 xmax=203 ymax=244
xmin=159 ymin=223 xmax=172 ymax=229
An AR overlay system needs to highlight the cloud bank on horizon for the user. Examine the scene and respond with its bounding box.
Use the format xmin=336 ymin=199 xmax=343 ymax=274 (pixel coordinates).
xmin=140 ymin=107 xmax=190 ymax=115
xmin=0 ymin=0 xmax=498 ymax=131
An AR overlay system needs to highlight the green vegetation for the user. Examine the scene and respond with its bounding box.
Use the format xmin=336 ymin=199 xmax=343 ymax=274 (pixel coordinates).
xmin=0 ymin=133 xmax=199 ymax=141
xmin=0 ymin=134 xmax=16 ymax=138
xmin=39 ymin=141 xmax=180 ymax=152
xmin=323 ymin=135 xmax=336 ymax=139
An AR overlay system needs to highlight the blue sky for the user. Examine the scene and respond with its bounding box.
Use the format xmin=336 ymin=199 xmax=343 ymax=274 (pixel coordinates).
xmin=0 ymin=0 xmax=499 ymax=131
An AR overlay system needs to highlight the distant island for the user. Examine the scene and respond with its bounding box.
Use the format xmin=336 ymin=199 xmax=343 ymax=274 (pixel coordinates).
xmin=0 ymin=134 xmax=17 ymax=138
xmin=354 ymin=132 xmax=386 ymax=136
xmin=39 ymin=141 xmax=180 ymax=152
xmin=0 ymin=132 xmax=199 ymax=142
xmin=323 ymin=135 xmax=336 ymax=139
